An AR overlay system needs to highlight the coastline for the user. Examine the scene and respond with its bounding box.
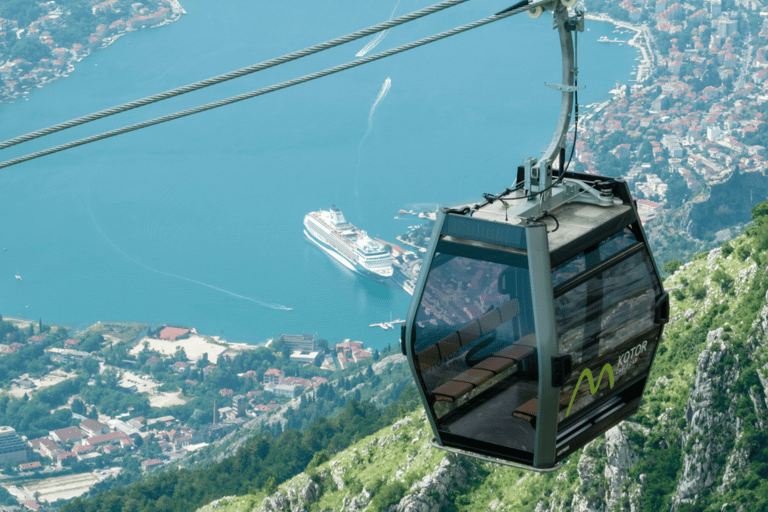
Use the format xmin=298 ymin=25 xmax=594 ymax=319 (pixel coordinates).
xmin=586 ymin=14 xmax=654 ymax=84
xmin=0 ymin=0 xmax=186 ymax=104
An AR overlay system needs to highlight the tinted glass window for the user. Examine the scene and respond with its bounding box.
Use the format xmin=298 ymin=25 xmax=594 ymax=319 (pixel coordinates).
xmin=551 ymin=228 xmax=639 ymax=287
xmin=413 ymin=253 xmax=539 ymax=453
xmin=554 ymin=249 xmax=661 ymax=423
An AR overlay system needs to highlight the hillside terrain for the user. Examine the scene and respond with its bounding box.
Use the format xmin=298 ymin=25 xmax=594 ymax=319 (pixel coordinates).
xmin=191 ymin=203 xmax=768 ymax=512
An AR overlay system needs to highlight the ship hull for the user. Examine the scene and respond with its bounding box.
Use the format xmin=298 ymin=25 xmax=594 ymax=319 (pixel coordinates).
xmin=303 ymin=228 xmax=391 ymax=285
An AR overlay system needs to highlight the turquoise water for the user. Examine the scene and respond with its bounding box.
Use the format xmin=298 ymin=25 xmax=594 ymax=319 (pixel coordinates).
xmin=0 ymin=0 xmax=638 ymax=349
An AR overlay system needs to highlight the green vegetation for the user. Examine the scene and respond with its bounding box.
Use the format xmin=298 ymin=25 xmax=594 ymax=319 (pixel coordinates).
xmin=6 ymin=38 xmax=51 ymax=63
xmin=662 ymin=258 xmax=682 ymax=276
xmin=62 ymin=391 xmax=420 ymax=512
xmin=0 ymin=0 xmax=44 ymax=26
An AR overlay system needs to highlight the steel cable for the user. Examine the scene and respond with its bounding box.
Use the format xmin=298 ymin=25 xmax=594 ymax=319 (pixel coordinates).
xmin=0 ymin=0 xmax=554 ymax=170
xmin=0 ymin=0 xmax=472 ymax=152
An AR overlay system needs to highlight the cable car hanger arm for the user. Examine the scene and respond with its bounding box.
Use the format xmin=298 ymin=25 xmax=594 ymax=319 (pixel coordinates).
xmin=490 ymin=2 xmax=623 ymax=222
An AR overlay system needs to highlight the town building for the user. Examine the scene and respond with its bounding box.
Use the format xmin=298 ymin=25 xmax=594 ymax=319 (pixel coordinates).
xmin=289 ymin=350 xmax=321 ymax=365
xmin=0 ymin=427 xmax=30 ymax=465
xmin=45 ymin=347 xmax=90 ymax=363
xmin=263 ymin=368 xmax=284 ymax=385
xmin=80 ymin=419 xmax=110 ymax=437
xmin=279 ymin=334 xmax=316 ymax=352
xmin=49 ymin=426 xmax=85 ymax=444
xmin=83 ymin=431 xmax=128 ymax=448
xmin=232 ymin=395 xmax=247 ymax=417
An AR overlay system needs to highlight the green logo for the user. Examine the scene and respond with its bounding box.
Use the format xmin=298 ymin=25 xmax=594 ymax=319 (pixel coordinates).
xmin=566 ymin=364 xmax=615 ymax=416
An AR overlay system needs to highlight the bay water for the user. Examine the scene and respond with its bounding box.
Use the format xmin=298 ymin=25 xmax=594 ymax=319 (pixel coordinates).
xmin=0 ymin=0 xmax=638 ymax=350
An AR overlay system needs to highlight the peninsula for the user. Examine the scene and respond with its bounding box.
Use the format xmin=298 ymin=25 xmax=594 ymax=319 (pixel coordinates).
xmin=0 ymin=0 xmax=185 ymax=103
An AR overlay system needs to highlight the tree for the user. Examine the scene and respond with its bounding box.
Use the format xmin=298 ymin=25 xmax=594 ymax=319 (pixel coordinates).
xmin=749 ymin=201 xmax=768 ymax=249
xmin=80 ymin=358 xmax=100 ymax=376
xmin=663 ymin=259 xmax=682 ymax=275
xmin=0 ymin=0 xmax=44 ymax=26
xmin=173 ymin=347 xmax=188 ymax=363
xmin=71 ymin=398 xmax=86 ymax=415
xmin=79 ymin=333 xmax=104 ymax=353
xmin=120 ymin=454 xmax=141 ymax=476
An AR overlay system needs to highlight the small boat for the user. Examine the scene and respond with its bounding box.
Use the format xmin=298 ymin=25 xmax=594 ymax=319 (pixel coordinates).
xmin=15 ymin=275 xmax=22 ymax=280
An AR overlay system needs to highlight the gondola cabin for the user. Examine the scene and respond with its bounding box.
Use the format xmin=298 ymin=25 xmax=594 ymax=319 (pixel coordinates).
xmin=402 ymin=169 xmax=669 ymax=470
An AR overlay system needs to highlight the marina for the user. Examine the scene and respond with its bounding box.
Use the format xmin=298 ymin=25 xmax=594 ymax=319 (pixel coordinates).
xmin=598 ymin=36 xmax=627 ymax=44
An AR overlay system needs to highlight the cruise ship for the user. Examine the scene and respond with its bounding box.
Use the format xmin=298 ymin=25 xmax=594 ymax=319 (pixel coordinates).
xmin=304 ymin=206 xmax=394 ymax=283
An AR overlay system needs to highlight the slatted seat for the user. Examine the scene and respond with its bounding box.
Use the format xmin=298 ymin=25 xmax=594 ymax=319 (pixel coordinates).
xmin=474 ymin=356 xmax=514 ymax=373
xmin=429 ymin=337 xmax=536 ymax=402
xmin=512 ymin=397 xmax=538 ymax=428
xmin=453 ymin=368 xmax=494 ymax=387
xmin=494 ymin=344 xmax=534 ymax=361
xmin=433 ymin=380 xmax=474 ymax=402
xmin=416 ymin=299 xmax=520 ymax=372
xmin=417 ymin=345 xmax=441 ymax=372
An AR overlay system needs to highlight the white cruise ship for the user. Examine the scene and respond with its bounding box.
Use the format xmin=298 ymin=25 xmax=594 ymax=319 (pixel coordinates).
xmin=304 ymin=206 xmax=394 ymax=283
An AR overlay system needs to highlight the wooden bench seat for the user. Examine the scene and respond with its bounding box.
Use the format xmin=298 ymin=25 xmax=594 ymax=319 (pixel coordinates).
xmin=430 ymin=340 xmax=535 ymax=403
xmin=416 ymin=299 xmax=520 ymax=372
xmin=512 ymin=397 xmax=538 ymax=428
xmin=433 ymin=381 xmax=474 ymax=402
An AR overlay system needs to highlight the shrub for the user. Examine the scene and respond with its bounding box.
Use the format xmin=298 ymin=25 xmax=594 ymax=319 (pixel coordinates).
xmin=663 ymin=259 xmax=683 ymax=275
xmin=370 ymin=481 xmax=407 ymax=510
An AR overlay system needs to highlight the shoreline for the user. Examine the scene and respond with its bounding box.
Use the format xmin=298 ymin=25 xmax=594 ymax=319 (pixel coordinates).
xmin=0 ymin=0 xmax=185 ymax=104
xmin=2 ymin=315 xmax=269 ymax=358
xmin=586 ymin=14 xmax=654 ymax=84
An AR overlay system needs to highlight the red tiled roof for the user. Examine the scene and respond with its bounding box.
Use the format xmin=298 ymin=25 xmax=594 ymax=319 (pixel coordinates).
xmin=84 ymin=431 xmax=126 ymax=446
xmin=51 ymin=426 xmax=84 ymax=441
xmin=158 ymin=327 xmax=190 ymax=340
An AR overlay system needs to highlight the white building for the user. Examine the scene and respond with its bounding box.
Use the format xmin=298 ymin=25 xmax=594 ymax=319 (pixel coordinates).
xmin=0 ymin=427 xmax=30 ymax=465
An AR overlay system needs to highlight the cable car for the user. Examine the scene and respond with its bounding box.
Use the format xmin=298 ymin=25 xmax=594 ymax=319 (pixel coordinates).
xmin=401 ymin=1 xmax=669 ymax=471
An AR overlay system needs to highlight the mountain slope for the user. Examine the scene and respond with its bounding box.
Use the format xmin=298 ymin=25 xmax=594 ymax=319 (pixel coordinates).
xmin=198 ymin=204 xmax=768 ymax=512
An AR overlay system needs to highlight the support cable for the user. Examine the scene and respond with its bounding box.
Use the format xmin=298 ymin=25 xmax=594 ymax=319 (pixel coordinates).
xmin=0 ymin=0 xmax=553 ymax=171
xmin=0 ymin=0 xmax=473 ymax=152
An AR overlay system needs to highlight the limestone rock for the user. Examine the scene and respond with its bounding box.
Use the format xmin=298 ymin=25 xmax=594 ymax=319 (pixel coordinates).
xmin=604 ymin=424 xmax=639 ymax=512
xmin=672 ymin=328 xmax=740 ymax=508
xmin=372 ymin=354 xmax=406 ymax=375
xmin=395 ymin=455 xmax=470 ymax=512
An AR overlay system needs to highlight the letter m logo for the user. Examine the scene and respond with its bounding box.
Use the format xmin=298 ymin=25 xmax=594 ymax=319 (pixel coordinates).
xmin=566 ymin=364 xmax=615 ymax=417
